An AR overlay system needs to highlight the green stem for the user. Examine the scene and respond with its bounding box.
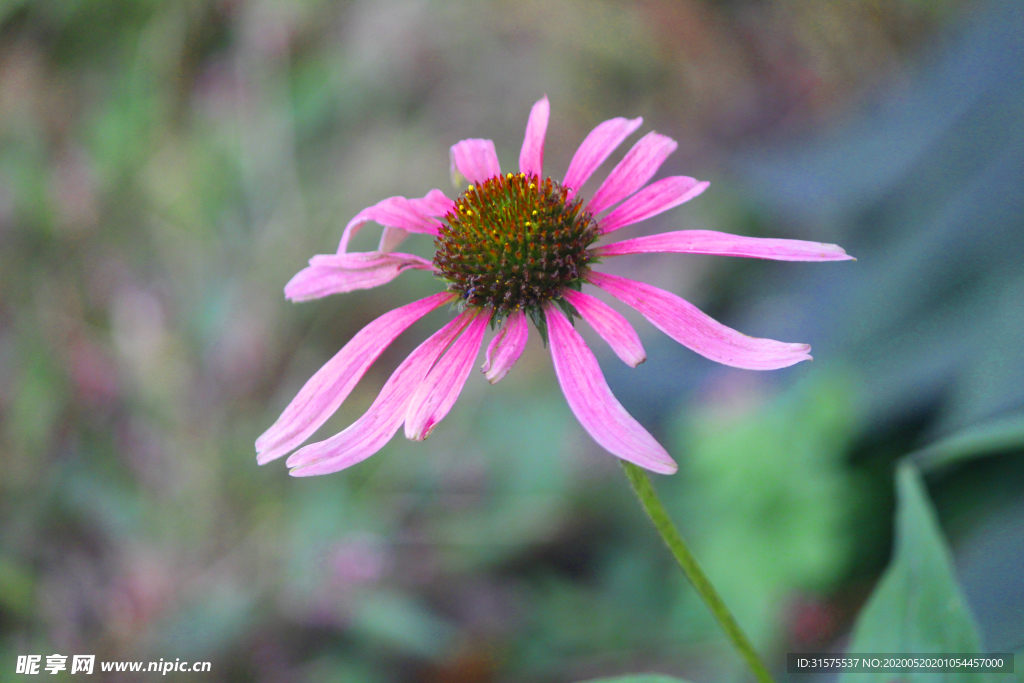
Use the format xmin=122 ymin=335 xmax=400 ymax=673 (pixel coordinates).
xmin=620 ymin=461 xmax=775 ymax=683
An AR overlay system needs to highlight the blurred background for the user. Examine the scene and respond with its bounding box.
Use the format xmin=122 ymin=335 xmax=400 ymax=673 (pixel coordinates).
xmin=1 ymin=0 xmax=1022 ymax=681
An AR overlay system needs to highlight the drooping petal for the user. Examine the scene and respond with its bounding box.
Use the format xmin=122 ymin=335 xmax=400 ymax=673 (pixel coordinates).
xmin=519 ymin=96 xmax=550 ymax=178
xmin=404 ymin=313 xmax=489 ymax=440
xmin=375 ymin=190 xmax=455 ymax=253
xmin=594 ymin=230 xmax=854 ymax=261
xmin=284 ymin=252 xmax=435 ymax=302
xmin=599 ymin=177 xmax=710 ymax=234
xmin=339 ymin=194 xmax=445 ymax=253
xmin=562 ymin=289 xmax=646 ymax=367
xmin=587 ymin=132 xmax=678 ymax=215
xmin=481 ymin=310 xmax=528 ymax=383
xmin=378 ymin=227 xmax=409 ymax=253
xmin=563 ymin=116 xmax=643 ymax=198
xmin=256 ymin=291 xmax=455 ymax=465
xmin=588 ymin=271 xmax=811 ymax=370
xmin=413 ymin=188 xmax=457 ymax=217
xmin=546 ymin=306 xmax=677 ymax=475
xmin=286 ymin=311 xmax=474 ymax=476
xmin=450 ymin=139 xmax=501 ymax=186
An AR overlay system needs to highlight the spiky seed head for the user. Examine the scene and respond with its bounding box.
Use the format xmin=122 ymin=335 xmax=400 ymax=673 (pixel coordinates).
xmin=434 ymin=173 xmax=597 ymax=320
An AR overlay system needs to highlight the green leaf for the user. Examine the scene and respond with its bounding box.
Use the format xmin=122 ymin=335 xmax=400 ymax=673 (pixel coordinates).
xmin=575 ymin=676 xmax=693 ymax=683
xmin=910 ymin=411 xmax=1024 ymax=473
xmin=839 ymin=463 xmax=989 ymax=683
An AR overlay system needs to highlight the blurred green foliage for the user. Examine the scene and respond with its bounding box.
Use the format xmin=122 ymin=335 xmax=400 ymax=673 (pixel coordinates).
xmin=581 ymin=676 xmax=691 ymax=683
xmin=669 ymin=373 xmax=860 ymax=647
xmin=1 ymin=1 xmax=1018 ymax=682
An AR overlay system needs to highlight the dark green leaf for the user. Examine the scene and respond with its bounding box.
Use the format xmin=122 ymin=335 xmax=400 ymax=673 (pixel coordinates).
xmin=910 ymin=411 xmax=1024 ymax=473
xmin=839 ymin=463 xmax=988 ymax=683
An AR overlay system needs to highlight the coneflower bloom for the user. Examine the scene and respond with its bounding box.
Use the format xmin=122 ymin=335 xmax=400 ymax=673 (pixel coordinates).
xmin=257 ymin=97 xmax=852 ymax=476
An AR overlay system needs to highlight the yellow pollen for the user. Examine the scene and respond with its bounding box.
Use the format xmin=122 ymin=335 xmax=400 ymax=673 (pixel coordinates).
xmin=529 ymin=183 xmax=536 ymax=190
xmin=467 ymin=185 xmax=474 ymax=192
xmin=506 ymin=173 xmax=513 ymax=179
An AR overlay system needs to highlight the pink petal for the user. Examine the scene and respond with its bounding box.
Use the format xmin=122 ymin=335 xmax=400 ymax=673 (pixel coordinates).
xmin=339 ymin=194 xmax=445 ymax=253
xmin=284 ymin=252 xmax=435 ymax=302
xmin=594 ymin=230 xmax=854 ymax=261
xmin=256 ymin=291 xmax=454 ymax=465
xmin=481 ymin=310 xmax=528 ymax=383
xmin=563 ymin=116 xmax=643 ymax=198
xmin=375 ymin=191 xmax=455 ymax=253
xmin=588 ymin=271 xmax=811 ymax=370
xmin=378 ymin=227 xmax=409 ymax=253
xmin=450 ymin=139 xmax=501 ymax=186
xmin=599 ymin=177 xmax=710 ymax=234
xmin=404 ymin=313 xmax=489 ymax=440
xmin=546 ymin=306 xmax=677 ymax=475
xmin=519 ymin=96 xmax=550 ymax=178
xmin=413 ymin=188 xmax=457 ymax=217
xmin=587 ymin=132 xmax=678 ymax=215
xmin=562 ymin=289 xmax=646 ymax=367
xmin=286 ymin=311 xmax=475 ymax=476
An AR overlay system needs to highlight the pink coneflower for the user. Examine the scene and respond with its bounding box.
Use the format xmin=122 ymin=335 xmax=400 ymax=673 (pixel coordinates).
xmin=257 ymin=97 xmax=851 ymax=476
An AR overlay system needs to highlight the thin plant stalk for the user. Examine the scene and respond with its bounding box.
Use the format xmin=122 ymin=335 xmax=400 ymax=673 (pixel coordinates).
xmin=620 ymin=461 xmax=775 ymax=683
